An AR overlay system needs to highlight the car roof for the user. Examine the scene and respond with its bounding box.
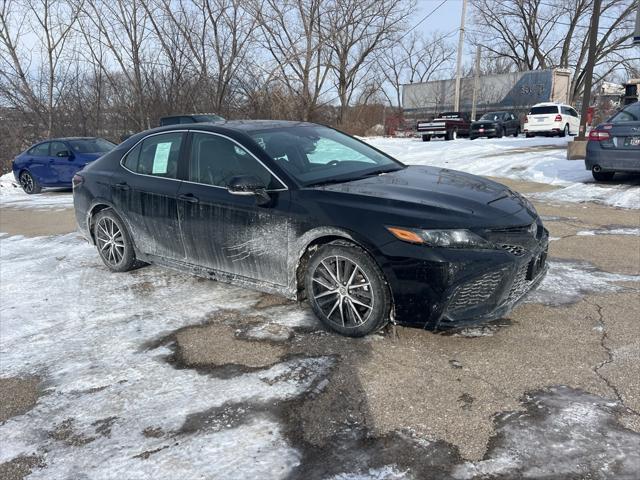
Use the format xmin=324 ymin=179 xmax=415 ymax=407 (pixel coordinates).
xmin=146 ymin=120 xmax=318 ymax=135
xmin=41 ymin=137 xmax=101 ymax=142
xmin=530 ymin=102 xmax=567 ymax=107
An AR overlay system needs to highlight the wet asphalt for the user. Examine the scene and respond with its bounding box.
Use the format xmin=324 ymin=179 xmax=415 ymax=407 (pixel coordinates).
xmin=1 ymin=176 xmax=639 ymax=479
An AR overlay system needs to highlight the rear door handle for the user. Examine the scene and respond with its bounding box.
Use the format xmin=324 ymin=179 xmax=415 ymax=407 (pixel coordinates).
xmin=114 ymin=182 xmax=130 ymax=191
xmin=178 ymin=193 xmax=199 ymax=204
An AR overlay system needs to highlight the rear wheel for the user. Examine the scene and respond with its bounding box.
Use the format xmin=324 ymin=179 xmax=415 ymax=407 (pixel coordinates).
xmin=592 ymin=170 xmax=615 ymax=182
xmin=93 ymin=209 xmax=137 ymax=272
xmin=525 ymin=132 xmax=535 ymax=138
xmin=422 ymin=134 xmax=431 ymax=142
xmin=305 ymin=243 xmax=391 ymax=337
xmin=560 ymin=124 xmax=569 ymax=137
xmin=19 ymin=170 xmax=41 ymax=194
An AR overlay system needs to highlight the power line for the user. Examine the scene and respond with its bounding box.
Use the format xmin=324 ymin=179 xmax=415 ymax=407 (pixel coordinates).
xmin=397 ymin=0 xmax=448 ymax=42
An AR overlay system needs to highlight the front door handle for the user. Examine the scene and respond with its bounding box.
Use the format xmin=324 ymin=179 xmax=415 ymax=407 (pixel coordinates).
xmin=178 ymin=193 xmax=199 ymax=204
xmin=114 ymin=182 xmax=130 ymax=191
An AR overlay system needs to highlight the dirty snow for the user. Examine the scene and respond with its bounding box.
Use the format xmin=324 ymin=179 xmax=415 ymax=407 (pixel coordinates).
xmin=527 ymin=260 xmax=640 ymax=306
xmin=365 ymin=136 xmax=640 ymax=209
xmin=327 ymin=465 xmax=413 ymax=479
xmin=0 ymin=233 xmax=326 ymax=478
xmin=452 ymin=386 xmax=640 ymax=479
xmin=0 ymin=172 xmax=73 ymax=209
xmin=576 ymin=227 xmax=640 ymax=236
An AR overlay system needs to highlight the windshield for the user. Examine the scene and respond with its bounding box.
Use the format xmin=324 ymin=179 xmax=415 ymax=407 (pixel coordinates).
xmin=68 ymin=138 xmax=116 ymax=153
xmin=609 ymin=102 xmax=640 ymax=123
xmin=529 ymin=106 xmax=558 ymax=115
xmin=250 ymin=125 xmax=404 ymax=187
xmin=480 ymin=113 xmax=502 ymax=121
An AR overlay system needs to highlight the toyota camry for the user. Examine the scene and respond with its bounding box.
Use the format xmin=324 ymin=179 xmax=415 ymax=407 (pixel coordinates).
xmin=73 ymin=121 xmax=548 ymax=337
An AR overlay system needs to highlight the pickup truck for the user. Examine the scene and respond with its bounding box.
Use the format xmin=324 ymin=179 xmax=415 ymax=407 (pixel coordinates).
xmin=416 ymin=112 xmax=471 ymax=141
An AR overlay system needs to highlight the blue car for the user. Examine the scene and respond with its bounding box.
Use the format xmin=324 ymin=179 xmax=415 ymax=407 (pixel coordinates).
xmin=12 ymin=137 xmax=116 ymax=194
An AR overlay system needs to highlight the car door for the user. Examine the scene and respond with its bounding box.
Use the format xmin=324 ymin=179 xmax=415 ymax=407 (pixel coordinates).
xmin=177 ymin=131 xmax=291 ymax=287
xmin=24 ymin=142 xmax=53 ymax=184
xmin=114 ymin=131 xmax=186 ymax=261
xmin=49 ymin=141 xmax=76 ymax=184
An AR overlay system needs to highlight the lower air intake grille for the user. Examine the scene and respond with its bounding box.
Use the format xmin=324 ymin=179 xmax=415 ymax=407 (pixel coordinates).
xmin=500 ymin=244 xmax=527 ymax=256
xmin=507 ymin=263 xmax=530 ymax=303
xmin=449 ymin=270 xmax=504 ymax=312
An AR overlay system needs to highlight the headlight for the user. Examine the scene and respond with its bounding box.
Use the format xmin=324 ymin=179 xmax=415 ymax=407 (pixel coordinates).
xmin=386 ymin=226 xmax=494 ymax=248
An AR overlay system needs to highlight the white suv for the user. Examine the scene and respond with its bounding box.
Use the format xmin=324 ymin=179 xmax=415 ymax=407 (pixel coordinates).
xmin=524 ymin=102 xmax=580 ymax=137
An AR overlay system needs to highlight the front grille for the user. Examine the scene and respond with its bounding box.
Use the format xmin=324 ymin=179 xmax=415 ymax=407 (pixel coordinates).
xmin=500 ymin=244 xmax=527 ymax=256
xmin=507 ymin=263 xmax=530 ymax=303
xmin=449 ymin=270 xmax=504 ymax=312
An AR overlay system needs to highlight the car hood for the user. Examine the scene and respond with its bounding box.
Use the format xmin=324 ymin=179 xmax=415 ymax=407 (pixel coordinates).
xmin=309 ymin=166 xmax=536 ymax=228
xmin=472 ymin=120 xmax=498 ymax=125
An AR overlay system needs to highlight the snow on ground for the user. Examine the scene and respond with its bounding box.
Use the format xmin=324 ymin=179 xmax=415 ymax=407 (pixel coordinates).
xmin=0 ymin=172 xmax=73 ymax=209
xmin=576 ymin=227 xmax=640 ymax=236
xmin=527 ymin=260 xmax=640 ymax=306
xmin=365 ymin=136 xmax=640 ymax=209
xmin=0 ymin=233 xmax=326 ymax=479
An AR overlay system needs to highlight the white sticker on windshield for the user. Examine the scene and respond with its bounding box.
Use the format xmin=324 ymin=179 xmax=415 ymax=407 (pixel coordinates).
xmin=152 ymin=142 xmax=172 ymax=174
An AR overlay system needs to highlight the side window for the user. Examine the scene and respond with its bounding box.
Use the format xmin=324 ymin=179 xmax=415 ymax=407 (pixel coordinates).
xmin=188 ymin=132 xmax=280 ymax=189
xmin=569 ymin=108 xmax=579 ymax=117
xmin=560 ymin=106 xmax=569 ymax=115
xmin=29 ymin=142 xmax=49 ymax=156
xmin=50 ymin=141 xmax=68 ymax=157
xmin=130 ymin=133 xmax=183 ymax=178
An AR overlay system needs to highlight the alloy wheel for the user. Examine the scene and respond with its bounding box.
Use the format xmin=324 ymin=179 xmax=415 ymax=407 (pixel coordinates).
xmin=311 ymin=255 xmax=374 ymax=329
xmin=95 ymin=217 xmax=125 ymax=267
xmin=20 ymin=172 xmax=34 ymax=193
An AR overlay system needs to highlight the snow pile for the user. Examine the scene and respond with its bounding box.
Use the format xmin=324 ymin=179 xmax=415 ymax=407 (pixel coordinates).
xmin=0 ymin=172 xmax=73 ymax=209
xmin=365 ymin=137 xmax=640 ymax=209
xmin=0 ymin=234 xmax=325 ymax=478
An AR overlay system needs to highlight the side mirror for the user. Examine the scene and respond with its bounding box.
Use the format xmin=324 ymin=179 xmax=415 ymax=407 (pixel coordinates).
xmin=56 ymin=150 xmax=72 ymax=158
xmin=227 ymin=175 xmax=271 ymax=206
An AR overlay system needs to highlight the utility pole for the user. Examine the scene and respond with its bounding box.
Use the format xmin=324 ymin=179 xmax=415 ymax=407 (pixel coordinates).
xmin=634 ymin=2 xmax=640 ymax=44
xmin=471 ymin=45 xmax=481 ymax=121
xmin=578 ymin=0 xmax=601 ymax=140
xmin=453 ymin=0 xmax=468 ymax=112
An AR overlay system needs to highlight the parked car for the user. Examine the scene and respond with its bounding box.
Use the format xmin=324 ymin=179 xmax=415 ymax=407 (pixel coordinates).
xmin=585 ymin=101 xmax=640 ymax=181
xmin=416 ymin=112 xmax=471 ymax=141
xmin=470 ymin=111 xmax=521 ymax=139
xmin=12 ymin=137 xmax=116 ymax=194
xmin=159 ymin=113 xmax=225 ymax=126
xmin=524 ymin=102 xmax=580 ymax=137
xmin=73 ymin=121 xmax=548 ymax=337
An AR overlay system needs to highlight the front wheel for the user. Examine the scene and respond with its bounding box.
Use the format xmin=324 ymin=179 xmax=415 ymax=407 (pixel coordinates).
xmin=422 ymin=134 xmax=431 ymax=142
xmin=445 ymin=129 xmax=457 ymax=141
xmin=305 ymin=243 xmax=391 ymax=337
xmin=513 ymin=127 xmax=520 ymax=137
xmin=19 ymin=170 xmax=41 ymax=194
xmin=93 ymin=209 xmax=138 ymax=272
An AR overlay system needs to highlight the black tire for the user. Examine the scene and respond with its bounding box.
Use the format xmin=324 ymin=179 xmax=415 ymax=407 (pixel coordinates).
xmin=445 ymin=128 xmax=457 ymax=141
xmin=469 ymin=135 xmax=476 ymax=140
xmin=305 ymin=243 xmax=391 ymax=337
xmin=525 ymin=132 xmax=535 ymax=138
xmin=93 ymin=209 xmax=137 ymax=272
xmin=422 ymin=134 xmax=431 ymax=142
xmin=513 ymin=127 xmax=520 ymax=137
xmin=497 ymin=126 xmax=504 ymax=138
xmin=560 ymin=124 xmax=569 ymax=137
xmin=19 ymin=170 xmax=41 ymax=194
xmin=592 ymin=170 xmax=615 ymax=182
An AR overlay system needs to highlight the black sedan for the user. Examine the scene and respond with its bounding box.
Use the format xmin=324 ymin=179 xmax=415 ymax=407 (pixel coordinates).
xmin=586 ymin=101 xmax=640 ymax=181
xmin=470 ymin=111 xmax=521 ymax=139
xmin=73 ymin=121 xmax=548 ymax=337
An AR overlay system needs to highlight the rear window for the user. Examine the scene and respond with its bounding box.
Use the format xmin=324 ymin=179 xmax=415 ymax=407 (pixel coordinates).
xmin=69 ymin=138 xmax=115 ymax=153
xmin=609 ymin=103 xmax=640 ymax=123
xmin=529 ymin=106 xmax=559 ymax=115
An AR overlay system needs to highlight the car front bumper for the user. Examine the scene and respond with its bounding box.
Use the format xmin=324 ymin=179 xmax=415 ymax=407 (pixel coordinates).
xmin=377 ymin=228 xmax=549 ymax=329
xmin=470 ymin=128 xmax=497 ymax=137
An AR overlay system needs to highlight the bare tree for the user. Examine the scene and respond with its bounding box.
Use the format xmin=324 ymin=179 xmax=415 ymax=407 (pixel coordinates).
xmin=470 ymin=0 xmax=640 ymax=101
xmin=252 ymin=0 xmax=333 ymax=121
xmin=379 ymin=31 xmax=455 ymax=111
xmin=325 ymin=0 xmax=412 ymax=125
